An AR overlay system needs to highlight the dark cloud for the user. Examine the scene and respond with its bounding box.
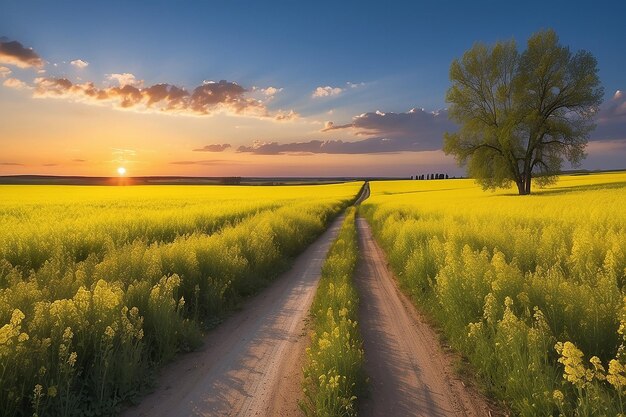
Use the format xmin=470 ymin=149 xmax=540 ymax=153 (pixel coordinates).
xmin=592 ymin=90 xmax=626 ymax=140
xmin=234 ymin=108 xmax=455 ymax=155
xmin=0 ymin=40 xmax=44 ymax=68
xmin=32 ymin=77 xmax=297 ymax=120
xmin=193 ymin=144 xmax=232 ymax=152
xmin=236 ymin=136 xmax=431 ymax=155
xmin=42 ymin=163 xmax=58 ymax=167
xmin=322 ymin=108 xmax=454 ymax=149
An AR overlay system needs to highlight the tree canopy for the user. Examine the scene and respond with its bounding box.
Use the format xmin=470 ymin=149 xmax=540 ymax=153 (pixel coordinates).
xmin=443 ymin=29 xmax=603 ymax=195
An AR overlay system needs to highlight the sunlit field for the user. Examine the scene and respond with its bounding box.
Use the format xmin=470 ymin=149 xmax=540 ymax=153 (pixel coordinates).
xmin=361 ymin=172 xmax=626 ymax=416
xmin=0 ymin=183 xmax=362 ymax=416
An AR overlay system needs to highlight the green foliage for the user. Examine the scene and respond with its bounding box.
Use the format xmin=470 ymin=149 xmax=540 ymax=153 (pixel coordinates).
xmin=0 ymin=183 xmax=361 ymax=416
xmin=301 ymin=208 xmax=365 ymax=417
xmin=362 ymin=175 xmax=626 ymax=416
xmin=444 ymin=29 xmax=604 ymax=195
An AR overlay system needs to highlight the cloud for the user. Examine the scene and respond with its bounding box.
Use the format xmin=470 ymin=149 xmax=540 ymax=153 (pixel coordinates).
xmin=42 ymin=163 xmax=58 ymax=167
xmin=193 ymin=144 xmax=232 ymax=152
xmin=0 ymin=162 xmax=24 ymax=166
xmin=274 ymin=109 xmax=298 ymax=121
xmin=31 ymin=76 xmax=296 ymax=119
xmin=233 ymin=107 xmax=457 ymax=155
xmin=170 ymin=159 xmax=247 ymax=165
xmin=347 ymin=81 xmax=365 ymax=89
xmin=0 ymin=66 xmax=11 ymax=78
xmin=3 ymin=77 xmax=28 ymax=89
xmin=0 ymin=40 xmax=44 ymax=68
xmin=312 ymin=86 xmax=344 ymax=98
xmin=324 ymin=107 xmax=453 ymax=146
xmin=593 ymin=90 xmax=626 ymax=140
xmin=72 ymin=158 xmax=87 ymax=162
xmin=70 ymin=59 xmax=89 ymax=69
xmin=107 ymin=73 xmax=141 ymax=87
xmin=256 ymin=86 xmax=282 ymax=97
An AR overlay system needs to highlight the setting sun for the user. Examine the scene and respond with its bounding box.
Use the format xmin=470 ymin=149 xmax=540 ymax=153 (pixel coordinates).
xmin=117 ymin=167 xmax=126 ymax=176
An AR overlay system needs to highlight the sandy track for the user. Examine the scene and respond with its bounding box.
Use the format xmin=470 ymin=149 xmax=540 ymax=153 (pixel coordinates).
xmin=122 ymin=214 xmax=346 ymax=417
xmin=355 ymin=217 xmax=492 ymax=417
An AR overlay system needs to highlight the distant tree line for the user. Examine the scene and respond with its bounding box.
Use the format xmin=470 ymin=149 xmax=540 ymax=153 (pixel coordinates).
xmin=411 ymin=173 xmax=449 ymax=180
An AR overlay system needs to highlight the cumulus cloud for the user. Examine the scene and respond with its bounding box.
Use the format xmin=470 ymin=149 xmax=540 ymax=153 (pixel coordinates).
xmin=3 ymin=77 xmax=28 ymax=89
xmin=312 ymin=86 xmax=344 ymax=98
xmin=70 ymin=59 xmax=89 ymax=69
xmin=0 ymin=66 xmax=11 ymax=78
xmin=274 ymin=109 xmax=298 ymax=121
xmin=193 ymin=144 xmax=232 ymax=152
xmin=31 ymin=77 xmax=296 ymax=120
xmin=0 ymin=40 xmax=44 ymax=68
xmin=257 ymin=86 xmax=282 ymax=97
xmin=107 ymin=73 xmax=141 ymax=87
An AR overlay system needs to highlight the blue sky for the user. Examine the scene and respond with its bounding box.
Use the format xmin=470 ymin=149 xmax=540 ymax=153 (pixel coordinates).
xmin=1 ymin=0 xmax=625 ymax=176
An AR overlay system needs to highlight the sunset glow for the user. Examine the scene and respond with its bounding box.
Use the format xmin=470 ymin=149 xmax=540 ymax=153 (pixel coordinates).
xmin=117 ymin=167 xmax=126 ymax=176
xmin=1 ymin=2 xmax=625 ymax=177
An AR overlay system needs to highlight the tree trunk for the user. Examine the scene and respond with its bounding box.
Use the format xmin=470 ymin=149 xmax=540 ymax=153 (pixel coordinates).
xmin=516 ymin=175 xmax=531 ymax=195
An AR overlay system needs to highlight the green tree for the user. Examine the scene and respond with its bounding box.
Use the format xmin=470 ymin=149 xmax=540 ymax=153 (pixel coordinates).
xmin=443 ymin=29 xmax=603 ymax=195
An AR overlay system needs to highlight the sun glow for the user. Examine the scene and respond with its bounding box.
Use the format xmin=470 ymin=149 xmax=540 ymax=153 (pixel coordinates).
xmin=117 ymin=167 xmax=127 ymax=176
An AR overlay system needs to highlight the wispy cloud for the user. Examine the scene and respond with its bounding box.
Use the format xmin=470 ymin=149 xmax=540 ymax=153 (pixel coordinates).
xmin=0 ymin=162 xmax=24 ymax=166
xmin=70 ymin=59 xmax=89 ymax=69
xmin=0 ymin=66 xmax=11 ymax=78
xmin=0 ymin=40 xmax=44 ymax=68
xmin=193 ymin=144 xmax=232 ymax=152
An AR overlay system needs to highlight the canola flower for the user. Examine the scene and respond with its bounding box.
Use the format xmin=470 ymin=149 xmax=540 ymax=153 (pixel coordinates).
xmin=0 ymin=182 xmax=362 ymax=417
xmin=301 ymin=208 xmax=365 ymax=417
xmin=361 ymin=172 xmax=626 ymax=416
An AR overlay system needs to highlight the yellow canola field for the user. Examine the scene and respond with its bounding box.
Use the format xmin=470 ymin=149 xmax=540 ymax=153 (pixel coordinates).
xmin=0 ymin=182 xmax=362 ymax=417
xmin=362 ymin=172 xmax=626 ymax=416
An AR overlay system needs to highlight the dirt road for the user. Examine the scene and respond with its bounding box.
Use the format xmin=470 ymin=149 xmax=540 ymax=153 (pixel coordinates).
xmin=355 ymin=217 xmax=492 ymax=417
xmin=122 ymin=214 xmax=346 ymax=417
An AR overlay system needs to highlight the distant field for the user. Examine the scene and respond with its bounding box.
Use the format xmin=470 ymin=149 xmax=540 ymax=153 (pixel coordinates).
xmin=0 ymin=182 xmax=362 ymax=416
xmin=362 ymin=172 xmax=626 ymax=416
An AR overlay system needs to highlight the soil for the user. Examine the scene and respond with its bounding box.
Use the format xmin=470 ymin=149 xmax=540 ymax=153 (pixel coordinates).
xmin=354 ymin=216 xmax=494 ymax=417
